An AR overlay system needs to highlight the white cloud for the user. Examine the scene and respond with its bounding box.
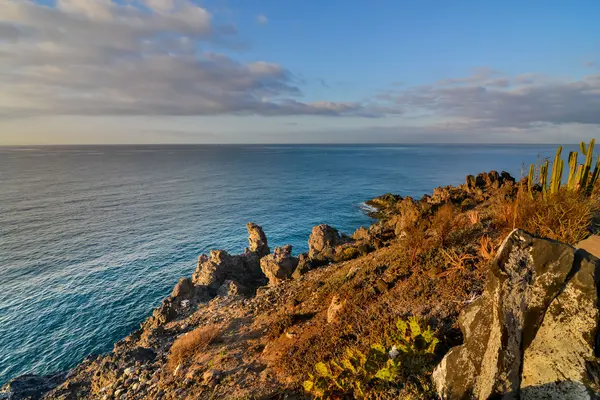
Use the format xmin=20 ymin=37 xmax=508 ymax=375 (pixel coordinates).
xmin=0 ymin=1 xmax=365 ymax=118
xmin=256 ymin=14 xmax=268 ymax=25
xmin=379 ymin=69 xmax=600 ymax=130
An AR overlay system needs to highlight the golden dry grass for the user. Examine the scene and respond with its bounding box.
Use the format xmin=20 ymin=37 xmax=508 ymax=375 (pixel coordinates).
xmin=167 ymin=324 xmax=223 ymax=371
xmin=492 ymin=188 xmax=597 ymax=245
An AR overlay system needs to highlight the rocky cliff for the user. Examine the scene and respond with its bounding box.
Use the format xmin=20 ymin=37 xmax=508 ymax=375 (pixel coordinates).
xmin=2 ymin=170 xmax=600 ymax=400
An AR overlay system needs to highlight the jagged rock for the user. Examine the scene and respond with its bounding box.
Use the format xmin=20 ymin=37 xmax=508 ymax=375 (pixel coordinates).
xmin=246 ymin=222 xmax=270 ymax=257
xmin=193 ymin=250 xmax=244 ymax=289
xmin=292 ymin=253 xmax=312 ymax=279
xmin=308 ymin=224 xmax=353 ymax=262
xmin=308 ymin=224 xmax=341 ymax=261
xmin=432 ymin=229 xmax=600 ymax=399
xmin=216 ymin=280 xmax=248 ymax=297
xmin=327 ymin=295 xmax=347 ymax=324
xmin=1 ymin=373 xmax=66 ymax=400
xmin=260 ymin=245 xmax=299 ymax=285
xmin=192 ymin=249 xmax=267 ymax=293
xmin=171 ymin=277 xmax=194 ymax=299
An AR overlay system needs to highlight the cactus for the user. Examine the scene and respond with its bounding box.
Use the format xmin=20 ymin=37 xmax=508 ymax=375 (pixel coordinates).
xmin=567 ymin=151 xmax=578 ymax=190
xmin=579 ymin=139 xmax=595 ymax=189
xmin=525 ymin=140 xmax=597 ymax=198
xmin=540 ymin=160 xmax=549 ymax=198
xmin=587 ymin=157 xmax=600 ymax=195
xmin=575 ymin=165 xmax=584 ymax=190
xmin=528 ymin=164 xmax=535 ymax=199
xmin=550 ymin=146 xmax=563 ymax=195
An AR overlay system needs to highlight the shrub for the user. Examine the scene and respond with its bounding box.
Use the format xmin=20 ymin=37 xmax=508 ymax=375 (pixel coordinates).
xmin=492 ymin=188 xmax=596 ymax=245
xmin=303 ymin=318 xmax=438 ymax=399
xmin=430 ymin=203 xmax=455 ymax=246
xmin=167 ymin=324 xmax=222 ymax=370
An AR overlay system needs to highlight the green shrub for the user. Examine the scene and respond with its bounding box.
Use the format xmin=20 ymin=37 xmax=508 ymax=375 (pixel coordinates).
xmin=303 ymin=317 xmax=439 ymax=399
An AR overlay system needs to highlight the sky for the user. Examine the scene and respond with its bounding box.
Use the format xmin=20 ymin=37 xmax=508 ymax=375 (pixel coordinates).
xmin=1 ymin=0 xmax=600 ymax=144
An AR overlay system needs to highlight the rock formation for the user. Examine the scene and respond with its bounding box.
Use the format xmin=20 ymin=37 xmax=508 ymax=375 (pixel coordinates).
xmin=245 ymin=222 xmax=270 ymax=257
xmin=260 ymin=245 xmax=299 ymax=285
xmin=432 ymin=229 xmax=600 ymax=399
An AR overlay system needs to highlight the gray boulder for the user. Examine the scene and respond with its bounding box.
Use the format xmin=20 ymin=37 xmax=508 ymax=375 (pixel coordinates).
xmin=433 ymin=229 xmax=600 ymax=399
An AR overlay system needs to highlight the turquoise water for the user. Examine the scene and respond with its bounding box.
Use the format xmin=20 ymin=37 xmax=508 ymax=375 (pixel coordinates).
xmin=0 ymin=144 xmax=567 ymax=384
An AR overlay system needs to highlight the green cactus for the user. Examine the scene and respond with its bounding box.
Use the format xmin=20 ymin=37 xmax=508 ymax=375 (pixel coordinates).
xmin=539 ymin=160 xmax=549 ymax=198
xmin=550 ymin=146 xmax=563 ymax=195
xmin=528 ymin=164 xmax=535 ymax=199
xmin=575 ymin=165 xmax=584 ymax=190
xmin=579 ymin=139 xmax=595 ymax=189
xmin=581 ymin=141 xmax=588 ymax=155
xmin=567 ymin=151 xmax=578 ymax=190
xmin=586 ymin=157 xmax=600 ymax=195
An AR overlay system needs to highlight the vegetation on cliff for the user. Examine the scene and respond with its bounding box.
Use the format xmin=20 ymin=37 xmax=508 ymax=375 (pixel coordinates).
xmin=3 ymin=143 xmax=600 ymax=400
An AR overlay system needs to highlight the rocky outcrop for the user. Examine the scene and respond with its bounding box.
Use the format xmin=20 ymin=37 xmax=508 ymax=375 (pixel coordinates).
xmin=245 ymin=222 xmax=270 ymax=257
xmin=192 ymin=249 xmax=267 ymax=295
xmin=260 ymin=245 xmax=299 ymax=285
xmin=0 ymin=373 xmax=66 ymax=400
xmin=308 ymin=224 xmax=342 ymax=261
xmin=308 ymin=224 xmax=357 ymax=263
xmin=432 ymin=229 xmax=600 ymax=399
xmin=292 ymin=253 xmax=313 ymax=279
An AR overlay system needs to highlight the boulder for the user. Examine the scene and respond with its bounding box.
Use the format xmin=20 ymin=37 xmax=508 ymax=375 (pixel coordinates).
xmin=308 ymin=224 xmax=341 ymax=261
xmin=326 ymin=295 xmax=347 ymax=324
xmin=192 ymin=249 xmax=267 ymax=293
xmin=292 ymin=253 xmax=312 ymax=279
xmin=432 ymin=229 xmax=600 ymax=399
xmin=193 ymin=250 xmax=244 ymax=289
xmin=260 ymin=245 xmax=299 ymax=285
xmin=308 ymin=224 xmax=353 ymax=262
xmin=171 ymin=277 xmax=194 ymax=299
xmin=246 ymin=222 xmax=270 ymax=257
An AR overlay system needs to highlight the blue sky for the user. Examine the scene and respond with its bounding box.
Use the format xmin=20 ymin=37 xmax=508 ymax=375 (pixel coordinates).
xmin=0 ymin=0 xmax=599 ymax=144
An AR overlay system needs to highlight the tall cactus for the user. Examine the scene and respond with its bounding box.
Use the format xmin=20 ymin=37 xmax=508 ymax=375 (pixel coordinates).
xmin=587 ymin=157 xmax=600 ymax=195
xmin=525 ymin=140 xmax=597 ymax=199
xmin=540 ymin=160 xmax=549 ymax=198
xmin=550 ymin=146 xmax=563 ymax=195
xmin=567 ymin=151 xmax=578 ymax=190
xmin=579 ymin=139 xmax=595 ymax=189
xmin=528 ymin=164 xmax=535 ymax=200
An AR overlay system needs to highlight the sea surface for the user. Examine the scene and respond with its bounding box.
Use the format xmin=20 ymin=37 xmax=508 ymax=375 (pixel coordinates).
xmin=0 ymin=144 xmax=569 ymax=384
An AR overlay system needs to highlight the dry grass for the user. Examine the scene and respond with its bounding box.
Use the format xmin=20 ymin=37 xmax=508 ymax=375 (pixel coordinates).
xmin=479 ymin=235 xmax=497 ymax=262
xmin=492 ymin=188 xmax=597 ymax=245
xmin=167 ymin=324 xmax=223 ymax=371
xmin=431 ymin=203 xmax=455 ymax=246
xmin=466 ymin=210 xmax=480 ymax=225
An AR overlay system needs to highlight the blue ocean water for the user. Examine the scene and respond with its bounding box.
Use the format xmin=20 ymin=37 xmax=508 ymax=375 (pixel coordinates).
xmin=0 ymin=144 xmax=568 ymax=384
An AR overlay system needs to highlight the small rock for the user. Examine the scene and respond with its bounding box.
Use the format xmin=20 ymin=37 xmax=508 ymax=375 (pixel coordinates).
xmin=202 ymin=369 xmax=221 ymax=387
xmin=327 ymin=295 xmax=347 ymax=324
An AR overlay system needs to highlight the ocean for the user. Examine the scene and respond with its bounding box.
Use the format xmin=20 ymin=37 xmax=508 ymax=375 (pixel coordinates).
xmin=0 ymin=144 xmax=567 ymax=384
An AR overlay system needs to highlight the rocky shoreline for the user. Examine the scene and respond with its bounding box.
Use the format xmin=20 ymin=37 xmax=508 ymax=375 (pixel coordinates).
xmin=3 ymin=170 xmax=600 ymax=399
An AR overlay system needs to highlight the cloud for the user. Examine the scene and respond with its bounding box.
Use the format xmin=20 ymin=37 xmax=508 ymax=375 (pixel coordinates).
xmin=378 ymin=69 xmax=600 ymax=130
xmin=256 ymin=14 xmax=268 ymax=25
xmin=0 ymin=1 xmax=366 ymax=117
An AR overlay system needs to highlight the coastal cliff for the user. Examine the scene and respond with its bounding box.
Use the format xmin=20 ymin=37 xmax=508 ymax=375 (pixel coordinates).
xmin=3 ymin=168 xmax=600 ymax=400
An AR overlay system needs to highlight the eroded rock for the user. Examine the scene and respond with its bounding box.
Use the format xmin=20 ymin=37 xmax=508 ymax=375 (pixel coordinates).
xmin=432 ymin=229 xmax=600 ymax=399
xmin=246 ymin=222 xmax=270 ymax=257
xmin=260 ymin=245 xmax=299 ymax=285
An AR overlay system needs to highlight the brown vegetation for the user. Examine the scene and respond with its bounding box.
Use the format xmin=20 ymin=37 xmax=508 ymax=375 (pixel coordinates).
xmin=167 ymin=324 xmax=223 ymax=371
